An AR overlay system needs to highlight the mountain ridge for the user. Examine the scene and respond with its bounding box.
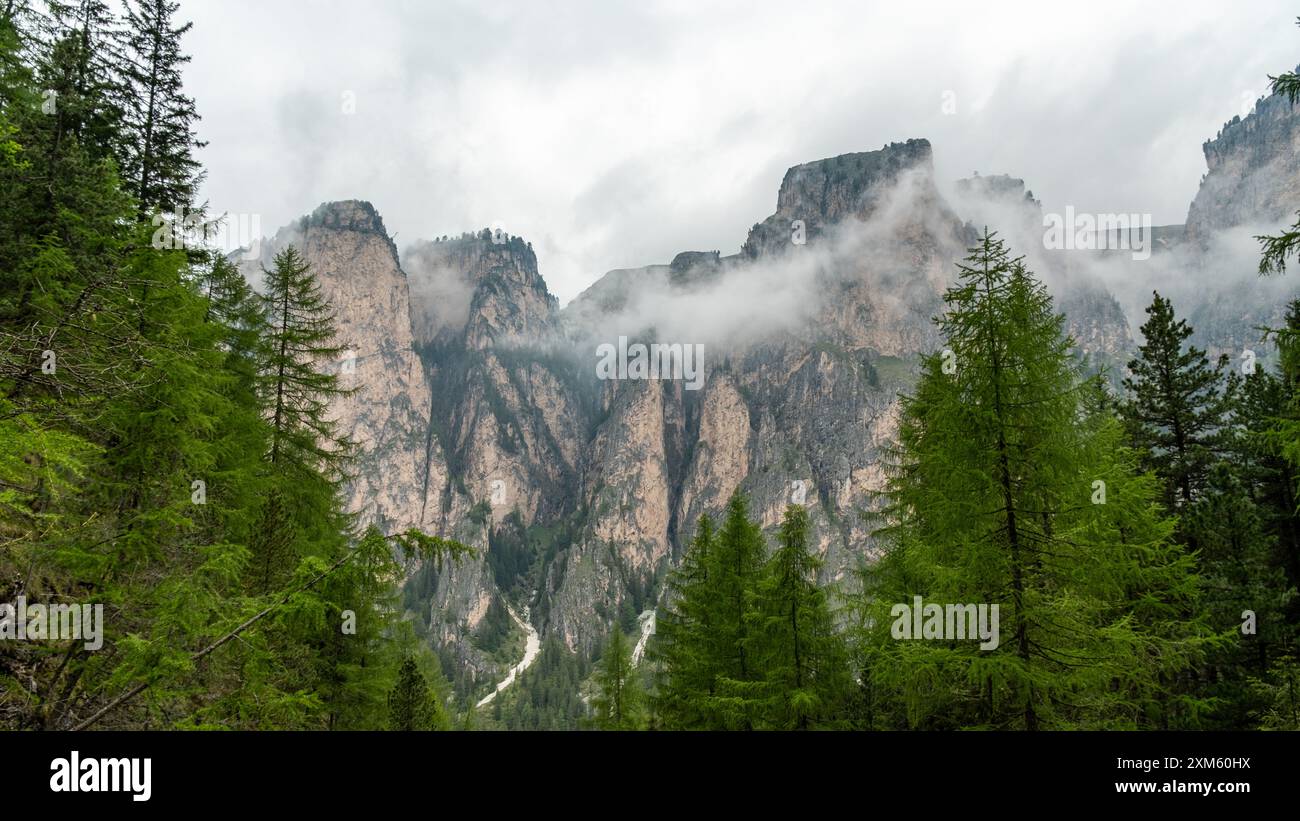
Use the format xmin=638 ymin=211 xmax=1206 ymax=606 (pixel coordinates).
xmin=244 ymin=107 xmax=1300 ymax=699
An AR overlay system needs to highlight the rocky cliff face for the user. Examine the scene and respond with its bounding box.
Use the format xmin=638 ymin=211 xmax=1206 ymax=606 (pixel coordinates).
xmin=529 ymin=140 xmax=971 ymax=656
xmin=1187 ymin=77 xmax=1300 ymax=241
xmin=399 ymin=234 xmax=586 ymax=681
xmin=1180 ymin=84 xmax=1300 ymax=359
xmin=238 ymin=200 xmax=445 ymax=537
xmin=250 ymin=117 xmax=1297 ymax=696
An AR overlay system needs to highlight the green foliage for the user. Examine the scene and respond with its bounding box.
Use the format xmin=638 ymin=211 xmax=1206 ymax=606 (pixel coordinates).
xmin=472 ymin=594 xmax=515 ymax=655
xmin=651 ymin=514 xmax=719 ymax=728
xmin=590 ymin=626 xmax=643 ymax=729
xmin=0 ymin=6 xmax=465 ymax=729
xmin=1121 ymin=291 xmax=1233 ymax=511
xmin=858 ymin=232 xmax=1214 ymax=730
xmin=120 ymin=0 xmax=203 ymax=214
xmin=741 ymin=504 xmax=853 ymax=729
xmin=388 ymin=655 xmax=446 ymax=731
xmin=653 ymin=497 xmax=854 ymax=729
xmin=490 ymin=636 xmax=590 ymax=730
xmin=1247 ymin=653 xmax=1300 ymax=729
xmin=467 ymin=498 xmax=491 ymax=526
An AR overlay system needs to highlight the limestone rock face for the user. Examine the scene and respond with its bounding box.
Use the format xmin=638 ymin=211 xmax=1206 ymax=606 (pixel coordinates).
xmin=531 ymin=140 xmax=971 ymax=654
xmin=404 ymin=234 xmax=559 ymax=349
xmin=239 ymin=200 xmax=444 ymax=536
xmin=1187 ymin=83 xmax=1300 ymax=240
xmin=251 ymin=119 xmax=1297 ymax=688
xmin=1180 ymin=87 xmax=1300 ymax=358
xmin=398 ymin=234 xmax=588 ymax=674
xmin=742 ymin=139 xmax=962 ymax=259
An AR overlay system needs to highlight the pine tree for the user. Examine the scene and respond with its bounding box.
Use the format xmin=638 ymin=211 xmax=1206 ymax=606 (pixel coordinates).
xmin=120 ymin=0 xmax=203 ymax=215
xmin=591 ymin=627 xmax=642 ymax=729
xmin=860 ymin=231 xmax=1212 ymax=730
xmin=1121 ymin=291 xmax=1232 ymax=511
xmin=39 ymin=0 xmax=127 ymax=164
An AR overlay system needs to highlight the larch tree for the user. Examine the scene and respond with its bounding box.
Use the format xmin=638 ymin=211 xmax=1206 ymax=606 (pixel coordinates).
xmin=592 ymin=626 xmax=642 ymax=730
xmin=651 ymin=514 xmax=719 ymax=728
xmin=253 ymin=244 xmax=355 ymax=590
xmin=744 ymin=504 xmax=852 ymax=729
xmin=859 ymin=231 xmax=1212 ymax=730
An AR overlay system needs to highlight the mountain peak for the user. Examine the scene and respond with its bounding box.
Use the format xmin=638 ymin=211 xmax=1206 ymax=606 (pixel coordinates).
xmin=403 ymin=230 xmax=557 ymax=348
xmin=742 ymin=138 xmax=954 ymax=258
xmin=305 ymin=199 xmax=389 ymax=235
xmin=953 ymin=173 xmax=1041 ymax=210
xmin=775 ymin=138 xmax=935 ymax=215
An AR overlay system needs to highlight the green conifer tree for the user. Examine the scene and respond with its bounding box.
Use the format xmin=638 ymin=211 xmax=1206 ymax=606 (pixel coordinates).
xmin=860 ymin=231 xmax=1212 ymax=730
xmin=388 ymin=655 xmax=436 ymax=731
xmin=1121 ymin=291 xmax=1232 ymax=510
xmin=707 ymin=492 xmax=766 ymax=729
xmin=253 ymin=244 xmax=354 ymax=590
xmin=651 ymin=514 xmax=718 ymax=728
xmin=591 ymin=626 xmax=642 ymax=729
xmin=744 ymin=504 xmax=852 ymax=729
xmin=120 ymin=0 xmax=203 ymax=215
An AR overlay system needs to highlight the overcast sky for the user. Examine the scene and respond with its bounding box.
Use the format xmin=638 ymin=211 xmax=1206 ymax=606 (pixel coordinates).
xmin=182 ymin=0 xmax=1299 ymax=304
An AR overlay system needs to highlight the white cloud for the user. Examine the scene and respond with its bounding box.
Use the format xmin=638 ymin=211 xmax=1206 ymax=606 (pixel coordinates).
xmin=182 ymin=0 xmax=1300 ymax=303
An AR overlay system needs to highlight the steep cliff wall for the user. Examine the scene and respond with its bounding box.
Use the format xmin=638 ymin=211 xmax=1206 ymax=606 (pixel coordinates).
xmin=238 ymin=200 xmax=445 ymax=536
xmin=1187 ymin=79 xmax=1300 ymax=240
xmin=256 ymin=128 xmax=1300 ymax=687
xmin=1182 ymin=84 xmax=1300 ymax=358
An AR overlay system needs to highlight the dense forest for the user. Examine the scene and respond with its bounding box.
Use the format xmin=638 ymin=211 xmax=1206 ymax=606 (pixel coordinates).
xmin=0 ymin=0 xmax=466 ymax=731
xmin=2 ymin=2 xmax=1298 ymax=731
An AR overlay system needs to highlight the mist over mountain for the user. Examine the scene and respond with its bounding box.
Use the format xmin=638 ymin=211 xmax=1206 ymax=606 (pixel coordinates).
xmin=10 ymin=0 xmax=1300 ymax=754
xmin=232 ymin=84 xmax=1300 ymax=699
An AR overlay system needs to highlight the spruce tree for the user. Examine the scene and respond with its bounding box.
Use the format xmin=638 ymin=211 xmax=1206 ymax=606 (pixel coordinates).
xmin=1227 ymin=357 xmax=1300 ymax=619
xmin=120 ymin=0 xmax=203 ymax=215
xmin=39 ymin=0 xmax=127 ymax=164
xmin=1121 ymin=291 xmax=1232 ymax=510
xmin=388 ymin=656 xmax=435 ymax=731
xmin=1186 ymin=466 xmax=1294 ymax=660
